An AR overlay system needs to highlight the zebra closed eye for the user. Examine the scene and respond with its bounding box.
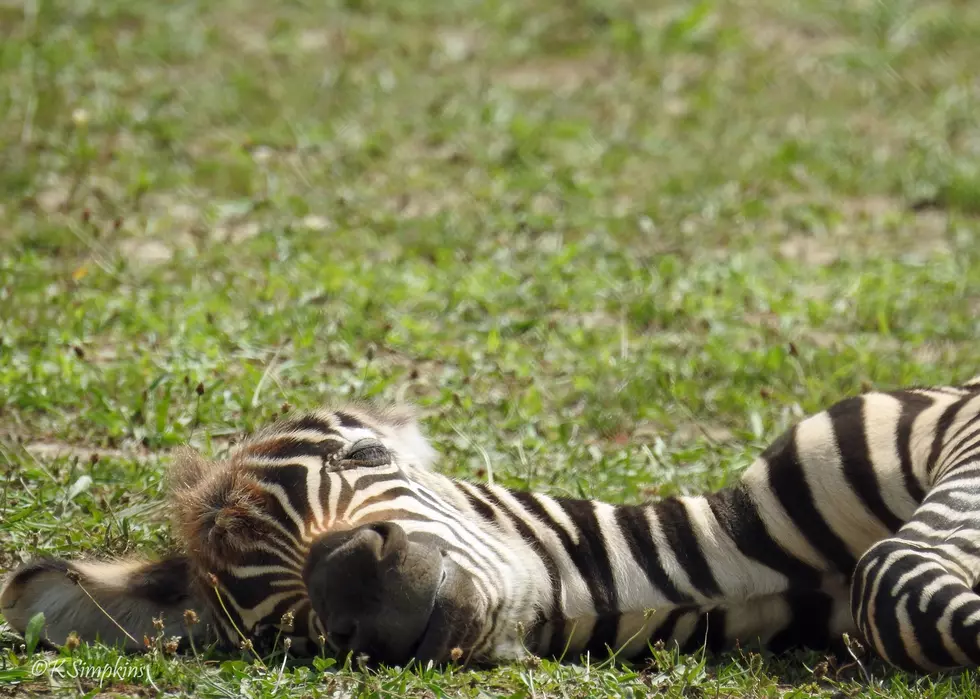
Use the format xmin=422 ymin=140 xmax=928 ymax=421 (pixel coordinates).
xmin=345 ymin=439 xmax=390 ymax=466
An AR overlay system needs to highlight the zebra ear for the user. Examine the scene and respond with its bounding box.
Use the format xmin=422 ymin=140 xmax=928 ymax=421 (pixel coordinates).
xmin=0 ymin=556 xmax=210 ymax=651
xmin=376 ymin=404 xmax=439 ymax=470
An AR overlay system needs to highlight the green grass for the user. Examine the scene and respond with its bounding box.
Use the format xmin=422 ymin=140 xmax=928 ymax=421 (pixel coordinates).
xmin=2 ymin=0 xmax=980 ymax=695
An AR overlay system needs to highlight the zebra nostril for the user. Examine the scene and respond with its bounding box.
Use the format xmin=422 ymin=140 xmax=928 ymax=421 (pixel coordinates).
xmin=367 ymin=521 xmax=407 ymax=559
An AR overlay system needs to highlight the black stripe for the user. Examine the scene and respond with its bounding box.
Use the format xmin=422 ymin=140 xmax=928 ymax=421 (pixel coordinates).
xmin=707 ymin=485 xmax=822 ymax=586
xmin=255 ymin=464 xmax=312 ymax=523
xmin=318 ymin=468 xmax=331 ymax=514
xmin=765 ymin=426 xmax=856 ymax=575
xmin=949 ymin=598 xmax=980 ymax=666
xmin=903 ymin=510 xmax=980 ymax=557
xmin=248 ymin=435 xmax=335 ymax=462
xmin=335 ymin=471 xmax=354 ymax=514
xmin=939 ymin=424 xmax=980 ymax=473
xmin=704 ymin=608 xmax=727 ymax=652
xmin=226 ymin=570 xmax=303 ymax=609
xmin=925 ymin=395 xmax=973 ymax=475
xmin=345 ymin=485 xmax=420 ymax=520
xmin=655 ymin=497 xmax=722 ymax=598
xmin=900 ymin=562 xmax=961 ymax=668
xmin=679 ymin=608 xmax=725 ymax=654
xmin=471 ymin=484 xmax=564 ymax=656
xmin=828 ymin=397 xmax=904 ymax=532
xmin=648 ymin=607 xmax=687 ymax=647
xmin=767 ymin=590 xmax=833 ymax=653
xmin=131 ymin=556 xmax=194 ymax=607
xmin=943 ymin=394 xmax=980 ymax=445
xmin=554 ymin=497 xmax=620 ymax=657
xmin=851 ymin=541 xmax=917 ymax=669
xmin=510 ymin=494 xmax=618 ymax=616
xmin=407 ymin=481 xmax=478 ymax=525
xmin=585 ymin=616 xmax=621 ymax=658
xmin=680 ymin=612 xmax=708 ymax=654
xmin=442 ymin=487 xmax=528 ymax=657
xmin=457 ymin=482 xmax=497 ymax=523
xmin=509 ymin=491 xmax=620 ymax=656
xmin=335 ymin=411 xmax=365 ymax=429
xmin=895 ymin=391 xmax=932 ymax=501
xmin=283 ymin=414 xmax=337 ymax=436
xmin=615 ymin=505 xmax=693 ymax=604
xmin=345 ymin=470 xmax=404 ymax=494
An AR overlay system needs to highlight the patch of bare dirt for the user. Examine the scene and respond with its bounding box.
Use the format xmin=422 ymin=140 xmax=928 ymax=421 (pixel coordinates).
xmin=117 ymin=238 xmax=174 ymax=267
xmin=633 ymin=420 xmax=735 ymax=445
xmin=389 ymin=190 xmax=466 ymax=219
xmin=777 ymin=234 xmax=839 ymax=267
xmin=437 ymin=28 xmax=480 ymax=63
xmin=774 ymin=194 xmax=955 ymax=264
xmin=746 ymin=17 xmax=852 ymax=58
xmin=494 ymin=57 xmax=602 ymax=92
xmin=24 ymin=442 xmax=158 ymax=464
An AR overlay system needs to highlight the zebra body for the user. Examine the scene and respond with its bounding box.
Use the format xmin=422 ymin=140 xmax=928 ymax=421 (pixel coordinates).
xmin=4 ymin=379 xmax=980 ymax=672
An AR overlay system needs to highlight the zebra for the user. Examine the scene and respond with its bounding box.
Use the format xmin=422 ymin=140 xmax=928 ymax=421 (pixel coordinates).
xmin=4 ymin=377 xmax=980 ymax=673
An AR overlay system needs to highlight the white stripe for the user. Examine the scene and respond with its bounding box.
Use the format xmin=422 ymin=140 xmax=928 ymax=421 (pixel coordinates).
xmin=243 ymin=539 xmax=307 ymax=570
xmin=226 ymin=564 xmax=301 ymax=579
xmin=936 ymin=591 xmax=977 ymax=667
xmin=593 ymin=502 xmax=657 ymax=612
xmin=259 ymin=482 xmax=308 ymax=537
xmin=862 ymin=393 xmax=923 ymax=521
xmin=645 ymin=506 xmax=708 ymax=603
xmin=225 ymin=587 xmax=305 ymax=628
xmin=326 ymin=471 xmax=342 ymax=527
xmin=683 ymin=495 xmax=790 ymax=599
xmin=483 ymin=485 xmax=595 ymax=619
xmin=724 ymin=595 xmax=791 ymax=645
xmin=895 ymin=592 xmax=932 ymax=669
xmin=909 ymin=391 xmax=965 ymax=482
xmin=793 ymin=412 xmax=891 ymax=557
xmin=307 ymin=464 xmax=323 ymax=527
xmin=532 ymin=493 xmax=580 ymax=545
xmin=740 ymin=458 xmax=827 ymax=570
xmin=934 ymin=394 xmax=980 ymax=479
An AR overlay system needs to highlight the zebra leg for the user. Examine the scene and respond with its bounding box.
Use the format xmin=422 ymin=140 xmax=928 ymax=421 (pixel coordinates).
xmin=851 ymin=462 xmax=980 ymax=671
xmin=0 ymin=555 xmax=210 ymax=651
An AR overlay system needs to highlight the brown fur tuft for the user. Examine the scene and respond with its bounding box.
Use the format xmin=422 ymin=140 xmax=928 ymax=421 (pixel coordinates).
xmin=170 ymin=461 xmax=277 ymax=570
xmin=167 ymin=446 xmax=212 ymax=495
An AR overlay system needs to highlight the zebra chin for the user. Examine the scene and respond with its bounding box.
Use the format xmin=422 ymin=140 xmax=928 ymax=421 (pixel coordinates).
xmin=302 ymin=521 xmax=484 ymax=666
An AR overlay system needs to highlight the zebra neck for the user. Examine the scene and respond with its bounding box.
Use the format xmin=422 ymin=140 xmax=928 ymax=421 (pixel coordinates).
xmin=492 ymin=484 xmax=827 ymax=660
xmin=522 ymin=484 xmax=825 ymax=617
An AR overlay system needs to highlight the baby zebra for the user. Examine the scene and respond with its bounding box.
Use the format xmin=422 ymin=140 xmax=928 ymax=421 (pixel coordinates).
xmin=4 ymin=377 xmax=980 ymax=672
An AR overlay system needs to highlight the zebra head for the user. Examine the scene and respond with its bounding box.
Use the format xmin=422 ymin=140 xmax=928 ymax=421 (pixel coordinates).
xmin=171 ymin=402 xmax=541 ymax=664
xmin=1 ymin=404 xmax=549 ymax=665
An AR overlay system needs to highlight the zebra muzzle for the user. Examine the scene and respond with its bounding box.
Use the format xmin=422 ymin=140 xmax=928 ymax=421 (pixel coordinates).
xmin=303 ymin=521 xmax=480 ymax=665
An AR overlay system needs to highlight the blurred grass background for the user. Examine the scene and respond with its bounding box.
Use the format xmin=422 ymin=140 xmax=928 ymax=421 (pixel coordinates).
xmin=1 ymin=0 xmax=979 ymax=695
